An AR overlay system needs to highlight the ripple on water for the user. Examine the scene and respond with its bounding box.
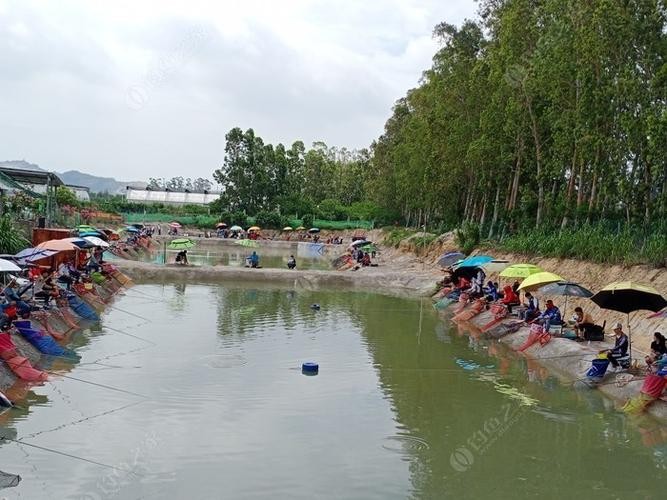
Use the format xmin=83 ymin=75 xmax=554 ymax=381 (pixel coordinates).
xmin=200 ymin=354 xmax=247 ymax=369
xmin=382 ymin=434 xmax=430 ymax=456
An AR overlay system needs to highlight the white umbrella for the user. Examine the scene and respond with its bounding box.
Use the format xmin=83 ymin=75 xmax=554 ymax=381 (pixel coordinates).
xmin=83 ymin=236 xmax=110 ymax=248
xmin=0 ymin=258 xmax=22 ymax=272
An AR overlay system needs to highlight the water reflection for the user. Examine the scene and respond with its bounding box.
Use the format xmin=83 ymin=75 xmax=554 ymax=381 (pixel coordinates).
xmin=1 ymin=283 xmax=665 ymax=498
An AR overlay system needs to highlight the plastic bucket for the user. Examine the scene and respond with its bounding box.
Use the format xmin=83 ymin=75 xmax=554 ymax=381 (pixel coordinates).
xmin=586 ymin=358 xmax=610 ymax=379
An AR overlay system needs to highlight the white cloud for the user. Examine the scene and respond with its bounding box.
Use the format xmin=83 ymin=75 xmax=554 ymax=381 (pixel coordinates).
xmin=0 ymin=0 xmax=478 ymax=180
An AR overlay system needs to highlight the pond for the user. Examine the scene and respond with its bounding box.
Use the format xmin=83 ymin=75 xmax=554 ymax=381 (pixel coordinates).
xmin=113 ymin=242 xmax=337 ymax=270
xmin=1 ymin=283 xmax=665 ymax=499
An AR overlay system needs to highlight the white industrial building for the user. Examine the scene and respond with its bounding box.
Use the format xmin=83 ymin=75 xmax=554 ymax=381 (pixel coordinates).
xmin=125 ymin=188 xmax=220 ymax=206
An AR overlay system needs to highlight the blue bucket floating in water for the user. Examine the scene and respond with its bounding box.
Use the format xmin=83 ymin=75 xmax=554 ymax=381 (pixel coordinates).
xmin=302 ymin=362 xmax=319 ymax=375
xmin=586 ymin=359 xmax=610 ymax=379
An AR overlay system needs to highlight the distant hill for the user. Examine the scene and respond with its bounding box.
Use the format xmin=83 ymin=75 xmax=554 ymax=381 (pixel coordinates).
xmin=59 ymin=170 xmax=147 ymax=194
xmin=0 ymin=160 xmax=146 ymax=194
xmin=0 ymin=160 xmax=45 ymax=172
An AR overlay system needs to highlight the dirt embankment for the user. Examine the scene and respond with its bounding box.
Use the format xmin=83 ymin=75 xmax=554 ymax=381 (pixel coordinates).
xmin=379 ymin=230 xmax=667 ymax=354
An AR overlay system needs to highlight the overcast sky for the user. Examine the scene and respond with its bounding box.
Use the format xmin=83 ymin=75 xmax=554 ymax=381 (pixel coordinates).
xmin=0 ymin=0 xmax=478 ymax=181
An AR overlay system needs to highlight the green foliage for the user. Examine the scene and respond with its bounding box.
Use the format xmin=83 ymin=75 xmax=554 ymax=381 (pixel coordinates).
xmin=0 ymin=214 xmax=29 ymax=254
xmin=456 ymin=222 xmax=480 ymax=255
xmin=300 ymin=214 xmax=314 ymax=229
xmin=495 ymin=224 xmax=667 ymax=267
xmin=55 ymin=186 xmax=78 ymax=208
xmin=382 ymin=227 xmax=417 ymax=248
xmin=254 ymin=210 xmax=283 ymax=229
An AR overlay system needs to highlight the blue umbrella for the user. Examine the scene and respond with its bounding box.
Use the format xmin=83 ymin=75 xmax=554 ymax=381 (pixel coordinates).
xmin=438 ymin=252 xmax=465 ymax=268
xmin=79 ymin=231 xmax=102 ymax=237
xmin=126 ymin=226 xmax=139 ymax=233
xmin=455 ymin=255 xmax=494 ymax=269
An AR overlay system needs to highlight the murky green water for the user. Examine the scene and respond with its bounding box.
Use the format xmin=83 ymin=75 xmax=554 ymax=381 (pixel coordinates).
xmin=1 ymin=283 xmax=665 ymax=499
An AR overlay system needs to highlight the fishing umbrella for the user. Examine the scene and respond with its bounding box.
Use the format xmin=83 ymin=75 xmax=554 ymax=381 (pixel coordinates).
xmin=517 ymin=271 xmax=563 ymax=292
xmin=283 ymin=226 xmax=293 ymax=231
xmin=169 ymin=222 xmax=182 ymax=228
xmin=235 ymin=239 xmax=259 ymax=248
xmin=0 ymin=259 xmax=21 ymax=272
xmin=538 ymin=281 xmax=594 ymax=318
xmin=455 ymin=255 xmax=494 ymax=269
xmin=349 ymin=239 xmax=371 ymax=248
xmin=131 ymin=223 xmax=144 ymax=229
xmin=76 ymin=224 xmax=95 ymax=232
xmin=499 ymin=264 xmax=543 ymax=279
xmin=14 ymin=248 xmax=57 ymax=262
xmin=359 ymin=243 xmax=378 ymax=253
xmin=481 ymin=259 xmax=510 ymax=274
xmin=78 ymin=231 xmax=102 ymax=237
xmin=308 ymin=228 xmax=320 ymax=233
xmin=216 ymin=222 xmax=227 ymax=228
xmin=648 ymin=309 xmax=667 ymax=319
xmin=168 ymin=238 xmax=196 ymax=250
xmin=230 ymin=225 xmax=242 ymax=232
xmin=437 ymin=252 xmax=465 ymax=268
xmin=82 ymin=236 xmax=110 ymax=248
xmin=36 ymin=239 xmax=79 ymax=252
xmin=248 ymin=226 xmax=261 ymax=232
xmin=63 ymin=237 xmax=95 ymax=249
xmin=591 ymin=282 xmax=667 ymax=359
xmin=295 ymin=226 xmax=306 ymax=231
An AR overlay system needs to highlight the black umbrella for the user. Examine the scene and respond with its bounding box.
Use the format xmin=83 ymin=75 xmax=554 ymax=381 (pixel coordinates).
xmin=591 ymin=281 xmax=667 ymax=359
xmin=539 ymin=281 xmax=594 ymax=319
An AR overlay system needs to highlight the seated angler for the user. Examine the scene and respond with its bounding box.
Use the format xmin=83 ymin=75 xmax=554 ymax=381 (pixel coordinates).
xmin=533 ymin=299 xmax=562 ymax=333
xmin=600 ymin=323 xmax=629 ymax=372
xmin=519 ymin=292 xmax=539 ymax=321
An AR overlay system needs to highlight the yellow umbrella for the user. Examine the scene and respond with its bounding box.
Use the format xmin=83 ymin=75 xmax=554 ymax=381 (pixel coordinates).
xmin=283 ymin=226 xmax=293 ymax=231
xmin=295 ymin=226 xmax=306 ymax=231
xmin=499 ymin=264 xmax=543 ymax=279
xmin=248 ymin=226 xmax=260 ymax=232
xmin=518 ymin=271 xmax=563 ymax=291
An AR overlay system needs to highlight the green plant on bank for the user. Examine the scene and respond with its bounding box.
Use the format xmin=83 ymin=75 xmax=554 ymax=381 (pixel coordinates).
xmin=492 ymin=225 xmax=667 ymax=267
xmin=414 ymin=234 xmax=438 ymax=249
xmin=382 ymin=227 xmax=417 ymax=248
xmin=455 ymin=222 xmax=480 ymax=255
xmin=0 ymin=214 xmax=29 ymax=254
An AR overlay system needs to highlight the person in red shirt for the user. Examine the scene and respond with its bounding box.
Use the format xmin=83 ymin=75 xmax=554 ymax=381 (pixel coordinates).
xmin=501 ymin=285 xmax=520 ymax=312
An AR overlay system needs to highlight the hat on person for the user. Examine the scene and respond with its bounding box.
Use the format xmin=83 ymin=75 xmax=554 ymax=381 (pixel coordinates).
xmin=613 ymin=322 xmax=623 ymax=331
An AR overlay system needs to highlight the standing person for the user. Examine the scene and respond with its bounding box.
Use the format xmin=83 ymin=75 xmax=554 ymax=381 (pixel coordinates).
xmin=287 ymin=255 xmax=296 ymax=269
xmin=601 ymin=323 xmax=629 ymax=372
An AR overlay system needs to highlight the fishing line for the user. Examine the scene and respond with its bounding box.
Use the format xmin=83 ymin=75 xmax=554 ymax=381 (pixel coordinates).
xmin=47 ymin=372 xmax=148 ymax=399
xmin=104 ymin=304 xmax=153 ymax=323
xmin=18 ymin=400 xmax=146 ymax=441
xmin=102 ymin=325 xmax=157 ymax=346
xmin=0 ymin=436 xmax=143 ymax=475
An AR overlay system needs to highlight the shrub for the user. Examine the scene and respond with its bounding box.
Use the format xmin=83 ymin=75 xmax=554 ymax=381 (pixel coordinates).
xmin=456 ymin=222 xmax=480 ymax=255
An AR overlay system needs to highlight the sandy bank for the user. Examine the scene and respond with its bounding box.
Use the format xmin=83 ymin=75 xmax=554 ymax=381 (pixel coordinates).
xmin=455 ymin=306 xmax=667 ymax=422
xmin=115 ymin=259 xmax=439 ymax=297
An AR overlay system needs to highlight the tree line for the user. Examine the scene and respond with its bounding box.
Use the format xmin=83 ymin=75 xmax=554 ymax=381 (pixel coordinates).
xmin=368 ymin=0 xmax=667 ymax=236
xmin=212 ymin=127 xmax=374 ymax=220
xmin=212 ymin=0 xmax=666 ymax=241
